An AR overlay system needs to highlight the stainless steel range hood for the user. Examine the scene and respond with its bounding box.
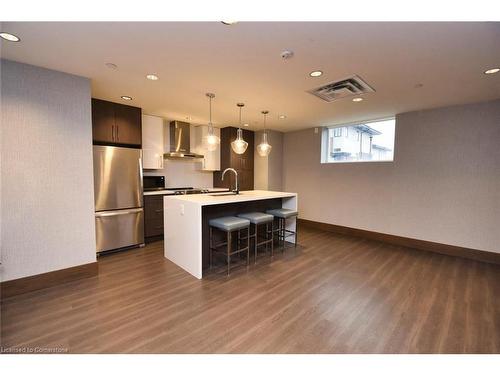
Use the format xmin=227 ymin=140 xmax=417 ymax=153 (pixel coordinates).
xmin=163 ymin=121 xmax=204 ymax=159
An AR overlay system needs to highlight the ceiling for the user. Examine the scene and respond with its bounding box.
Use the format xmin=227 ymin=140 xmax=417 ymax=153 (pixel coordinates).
xmin=1 ymin=22 xmax=499 ymax=132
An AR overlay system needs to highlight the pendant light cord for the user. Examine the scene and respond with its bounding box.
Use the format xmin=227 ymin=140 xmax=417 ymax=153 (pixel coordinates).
xmin=236 ymin=103 xmax=244 ymax=130
xmin=209 ymin=96 xmax=212 ymax=126
xmin=206 ymin=93 xmax=216 ymax=135
xmin=261 ymin=110 xmax=269 ymax=135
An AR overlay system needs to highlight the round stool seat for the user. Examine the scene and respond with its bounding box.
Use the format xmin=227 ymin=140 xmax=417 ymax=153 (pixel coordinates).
xmin=237 ymin=212 xmax=274 ymax=225
xmin=266 ymin=208 xmax=298 ymax=219
xmin=209 ymin=216 xmax=250 ymax=232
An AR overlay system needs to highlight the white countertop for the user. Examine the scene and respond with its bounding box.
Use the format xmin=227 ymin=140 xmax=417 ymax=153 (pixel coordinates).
xmin=144 ymin=187 xmax=229 ymax=196
xmin=164 ymin=190 xmax=297 ymax=206
xmin=144 ymin=190 xmax=176 ymax=196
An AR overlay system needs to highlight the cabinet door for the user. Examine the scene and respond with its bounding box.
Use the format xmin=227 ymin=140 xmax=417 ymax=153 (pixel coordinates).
xmin=213 ymin=127 xmax=254 ymax=188
xmin=115 ymin=104 xmax=142 ymax=146
xmin=143 ymin=149 xmax=163 ymax=169
xmin=142 ymin=115 xmax=164 ymax=169
xmin=238 ymin=170 xmax=254 ymax=191
xmin=241 ymin=129 xmax=254 ymax=171
xmin=92 ymin=99 xmax=115 ymax=143
xmin=144 ymin=195 xmax=164 ymax=238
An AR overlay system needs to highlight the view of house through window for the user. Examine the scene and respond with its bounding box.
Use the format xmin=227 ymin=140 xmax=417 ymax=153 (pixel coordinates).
xmin=322 ymin=118 xmax=396 ymax=163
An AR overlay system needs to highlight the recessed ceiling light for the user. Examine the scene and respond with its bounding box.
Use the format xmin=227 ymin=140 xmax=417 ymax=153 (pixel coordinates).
xmin=121 ymin=96 xmax=133 ymax=101
xmin=243 ymin=123 xmax=249 ymax=127
xmin=279 ymin=115 xmax=287 ymax=119
xmin=484 ymin=68 xmax=500 ymax=75
xmin=221 ymin=21 xmax=238 ymax=25
xmin=310 ymin=70 xmax=323 ymax=77
xmin=146 ymin=74 xmax=159 ymax=81
xmin=105 ymin=62 xmax=118 ymax=70
xmin=0 ymin=32 xmax=20 ymax=42
xmin=352 ymin=97 xmax=363 ymax=102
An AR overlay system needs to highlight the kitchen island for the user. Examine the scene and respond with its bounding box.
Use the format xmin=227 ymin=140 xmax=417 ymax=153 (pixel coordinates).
xmin=163 ymin=190 xmax=298 ymax=279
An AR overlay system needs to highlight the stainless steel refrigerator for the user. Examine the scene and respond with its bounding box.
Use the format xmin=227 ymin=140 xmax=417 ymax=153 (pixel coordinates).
xmin=93 ymin=145 xmax=144 ymax=253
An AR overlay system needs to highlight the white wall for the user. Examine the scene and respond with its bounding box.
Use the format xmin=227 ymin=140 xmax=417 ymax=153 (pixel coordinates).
xmin=254 ymin=130 xmax=284 ymax=191
xmin=1 ymin=60 xmax=96 ymax=281
xmin=283 ymin=99 xmax=500 ymax=253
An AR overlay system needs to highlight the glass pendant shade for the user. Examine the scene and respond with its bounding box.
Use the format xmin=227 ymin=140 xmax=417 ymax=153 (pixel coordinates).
xmin=204 ymin=93 xmax=220 ymax=151
xmin=231 ymin=103 xmax=248 ymax=154
xmin=231 ymin=128 xmax=248 ymax=154
xmin=257 ymin=132 xmax=272 ymax=157
xmin=257 ymin=110 xmax=272 ymax=157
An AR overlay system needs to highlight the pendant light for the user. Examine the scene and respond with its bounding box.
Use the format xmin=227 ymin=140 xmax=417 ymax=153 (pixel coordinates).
xmin=257 ymin=110 xmax=272 ymax=157
xmin=231 ymin=103 xmax=248 ymax=154
xmin=205 ymin=93 xmax=220 ymax=151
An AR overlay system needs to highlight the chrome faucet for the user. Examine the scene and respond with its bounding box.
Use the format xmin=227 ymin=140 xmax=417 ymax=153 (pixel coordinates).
xmin=222 ymin=168 xmax=239 ymax=194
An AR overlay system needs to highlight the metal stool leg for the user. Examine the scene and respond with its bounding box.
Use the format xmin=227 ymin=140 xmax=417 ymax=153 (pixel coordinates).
xmin=209 ymin=226 xmax=213 ymax=269
xmin=247 ymin=227 xmax=250 ymax=267
xmin=295 ymin=217 xmax=298 ymax=247
xmin=281 ymin=218 xmax=286 ymax=251
xmin=270 ymin=221 xmax=274 ymax=258
xmin=254 ymin=224 xmax=258 ymax=264
xmin=227 ymin=231 xmax=231 ymax=276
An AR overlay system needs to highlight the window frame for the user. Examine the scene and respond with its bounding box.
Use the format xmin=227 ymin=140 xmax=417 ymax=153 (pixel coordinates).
xmin=321 ymin=117 xmax=396 ymax=164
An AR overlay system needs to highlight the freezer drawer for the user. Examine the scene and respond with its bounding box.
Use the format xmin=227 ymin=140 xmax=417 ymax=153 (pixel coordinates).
xmin=95 ymin=208 xmax=144 ymax=252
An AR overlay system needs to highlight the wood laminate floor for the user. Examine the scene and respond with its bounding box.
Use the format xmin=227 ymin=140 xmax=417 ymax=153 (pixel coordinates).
xmin=1 ymin=227 xmax=499 ymax=353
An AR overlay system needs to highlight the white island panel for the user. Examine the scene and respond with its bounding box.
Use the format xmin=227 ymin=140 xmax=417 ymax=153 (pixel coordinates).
xmin=164 ymin=198 xmax=203 ymax=279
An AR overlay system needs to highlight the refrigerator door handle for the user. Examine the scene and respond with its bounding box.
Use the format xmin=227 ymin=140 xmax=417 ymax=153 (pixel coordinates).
xmin=95 ymin=208 xmax=143 ymax=217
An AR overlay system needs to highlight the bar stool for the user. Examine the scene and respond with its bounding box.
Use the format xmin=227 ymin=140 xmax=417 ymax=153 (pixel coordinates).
xmin=237 ymin=212 xmax=274 ymax=263
xmin=266 ymin=208 xmax=299 ymax=250
xmin=209 ymin=216 xmax=251 ymax=276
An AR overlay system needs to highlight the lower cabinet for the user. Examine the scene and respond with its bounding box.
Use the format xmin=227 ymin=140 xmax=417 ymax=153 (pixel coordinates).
xmin=144 ymin=195 xmax=164 ymax=240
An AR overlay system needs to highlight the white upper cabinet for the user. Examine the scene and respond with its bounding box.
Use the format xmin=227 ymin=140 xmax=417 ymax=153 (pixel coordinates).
xmin=194 ymin=125 xmax=221 ymax=171
xmin=142 ymin=115 xmax=164 ymax=169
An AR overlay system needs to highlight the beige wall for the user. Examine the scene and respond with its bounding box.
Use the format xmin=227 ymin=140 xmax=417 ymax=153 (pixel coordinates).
xmin=1 ymin=60 xmax=97 ymax=281
xmin=254 ymin=130 xmax=284 ymax=191
xmin=283 ymin=99 xmax=500 ymax=253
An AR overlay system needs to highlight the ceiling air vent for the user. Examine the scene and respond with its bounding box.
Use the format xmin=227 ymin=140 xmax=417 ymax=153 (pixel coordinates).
xmin=307 ymin=75 xmax=375 ymax=102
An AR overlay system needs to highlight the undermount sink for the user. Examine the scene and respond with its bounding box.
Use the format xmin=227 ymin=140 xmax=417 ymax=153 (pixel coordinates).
xmin=209 ymin=192 xmax=239 ymax=196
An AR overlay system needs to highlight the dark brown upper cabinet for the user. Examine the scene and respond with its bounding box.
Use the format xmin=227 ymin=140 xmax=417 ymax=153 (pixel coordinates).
xmin=214 ymin=127 xmax=254 ymax=191
xmin=92 ymin=98 xmax=142 ymax=147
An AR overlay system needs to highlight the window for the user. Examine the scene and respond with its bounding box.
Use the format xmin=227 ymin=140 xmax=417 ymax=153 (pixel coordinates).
xmin=321 ymin=118 xmax=395 ymax=163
